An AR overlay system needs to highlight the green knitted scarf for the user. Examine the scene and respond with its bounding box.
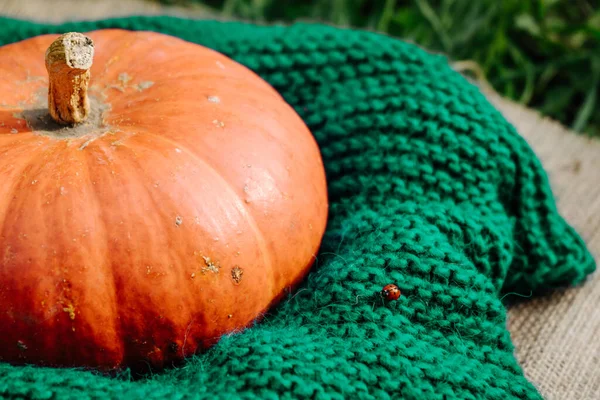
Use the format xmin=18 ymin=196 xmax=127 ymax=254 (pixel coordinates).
xmin=0 ymin=16 xmax=595 ymax=400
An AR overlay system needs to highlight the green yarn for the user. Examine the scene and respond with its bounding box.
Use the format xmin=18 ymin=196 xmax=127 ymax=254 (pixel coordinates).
xmin=0 ymin=16 xmax=595 ymax=400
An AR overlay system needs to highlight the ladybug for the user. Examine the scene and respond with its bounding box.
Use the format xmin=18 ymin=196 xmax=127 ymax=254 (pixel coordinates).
xmin=381 ymin=284 xmax=401 ymax=301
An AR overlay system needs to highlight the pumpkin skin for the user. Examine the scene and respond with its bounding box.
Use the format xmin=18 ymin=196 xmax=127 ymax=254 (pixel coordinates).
xmin=0 ymin=30 xmax=328 ymax=370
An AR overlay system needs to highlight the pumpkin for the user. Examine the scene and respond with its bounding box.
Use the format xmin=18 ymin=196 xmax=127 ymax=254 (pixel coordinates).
xmin=0 ymin=30 xmax=328 ymax=370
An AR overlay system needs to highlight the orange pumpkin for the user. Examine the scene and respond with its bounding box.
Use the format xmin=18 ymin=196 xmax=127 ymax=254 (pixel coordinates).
xmin=0 ymin=30 xmax=328 ymax=370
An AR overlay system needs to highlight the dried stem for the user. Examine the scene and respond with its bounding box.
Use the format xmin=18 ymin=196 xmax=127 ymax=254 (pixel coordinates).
xmin=45 ymin=32 xmax=94 ymax=125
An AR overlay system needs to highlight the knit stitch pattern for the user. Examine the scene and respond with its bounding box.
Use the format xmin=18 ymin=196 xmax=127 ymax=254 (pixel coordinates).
xmin=0 ymin=16 xmax=595 ymax=400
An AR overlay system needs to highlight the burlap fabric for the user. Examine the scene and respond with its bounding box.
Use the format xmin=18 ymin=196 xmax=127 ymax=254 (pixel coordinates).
xmin=0 ymin=0 xmax=215 ymax=22
xmin=1 ymin=2 xmax=598 ymax=399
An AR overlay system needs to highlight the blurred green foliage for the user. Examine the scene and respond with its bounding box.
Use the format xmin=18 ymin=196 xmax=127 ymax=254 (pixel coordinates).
xmin=160 ymin=0 xmax=600 ymax=135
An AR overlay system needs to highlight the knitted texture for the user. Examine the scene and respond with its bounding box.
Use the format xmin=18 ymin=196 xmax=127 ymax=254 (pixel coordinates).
xmin=0 ymin=16 xmax=595 ymax=400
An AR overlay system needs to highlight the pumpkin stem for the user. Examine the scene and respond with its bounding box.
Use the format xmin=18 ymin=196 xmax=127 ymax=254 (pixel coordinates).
xmin=45 ymin=32 xmax=94 ymax=125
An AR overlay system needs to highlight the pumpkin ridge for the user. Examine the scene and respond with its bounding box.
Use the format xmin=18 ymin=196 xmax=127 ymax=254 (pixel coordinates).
xmin=0 ymin=142 xmax=55 ymax=237
xmin=0 ymin=142 xmax=80 ymax=364
xmin=83 ymin=138 xmax=199 ymax=368
xmin=141 ymin=131 xmax=276 ymax=297
xmin=80 ymin=141 xmax=125 ymax=367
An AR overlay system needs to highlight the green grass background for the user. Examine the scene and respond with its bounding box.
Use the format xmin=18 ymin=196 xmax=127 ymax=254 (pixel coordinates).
xmin=158 ymin=0 xmax=600 ymax=135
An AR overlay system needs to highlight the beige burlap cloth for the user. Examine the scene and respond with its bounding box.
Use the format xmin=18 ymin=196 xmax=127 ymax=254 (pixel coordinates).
xmin=1 ymin=2 xmax=599 ymax=398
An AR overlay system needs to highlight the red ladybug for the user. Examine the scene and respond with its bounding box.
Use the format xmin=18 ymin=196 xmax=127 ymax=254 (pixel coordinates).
xmin=381 ymin=284 xmax=401 ymax=301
